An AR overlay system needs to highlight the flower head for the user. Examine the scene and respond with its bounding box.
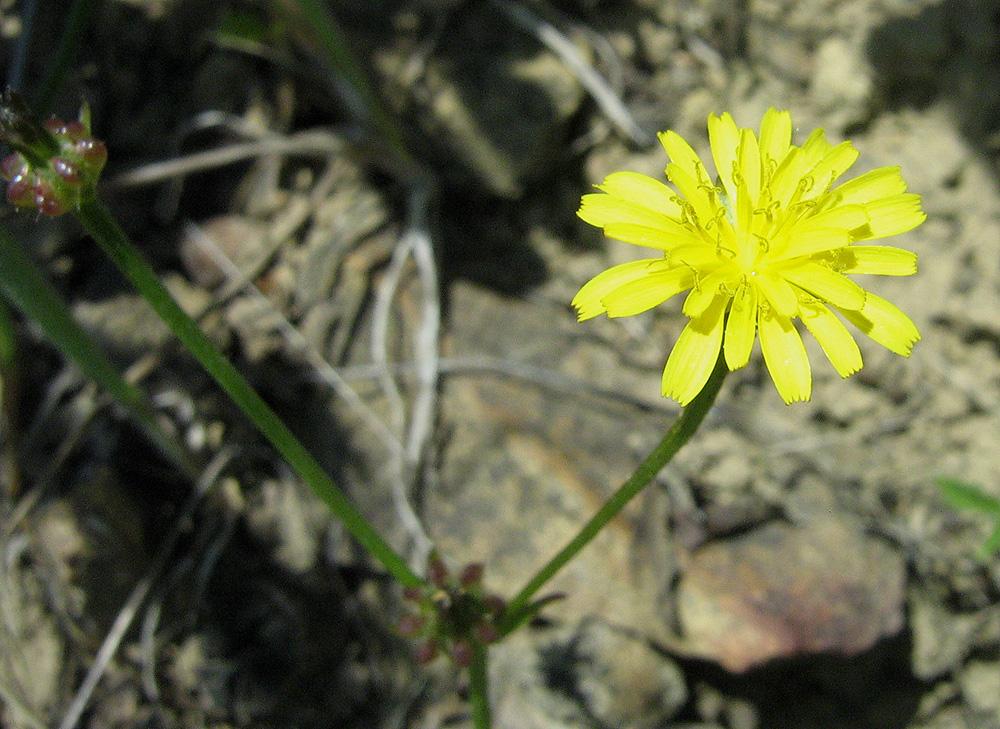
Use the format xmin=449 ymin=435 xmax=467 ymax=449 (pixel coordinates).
xmin=0 ymin=89 xmax=107 ymax=217
xmin=573 ymin=108 xmax=925 ymax=404
xmin=398 ymin=553 xmax=504 ymax=667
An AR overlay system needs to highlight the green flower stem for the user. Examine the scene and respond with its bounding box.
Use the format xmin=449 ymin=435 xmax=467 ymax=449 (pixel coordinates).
xmin=74 ymin=196 xmax=422 ymax=589
xmin=275 ymin=0 xmax=418 ymax=177
xmin=0 ymin=295 xmax=15 ymax=370
xmin=500 ymin=351 xmax=729 ymax=635
xmin=0 ymin=230 xmax=197 ymax=478
xmin=469 ymin=644 xmax=491 ymax=729
xmin=34 ymin=0 xmax=99 ymax=116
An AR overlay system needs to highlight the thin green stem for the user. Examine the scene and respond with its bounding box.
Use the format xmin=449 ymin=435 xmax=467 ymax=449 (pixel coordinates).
xmin=274 ymin=0 xmax=417 ymax=175
xmin=0 ymin=295 xmax=15 ymax=368
xmin=73 ymin=196 xmax=422 ymax=589
xmin=500 ymin=352 xmax=729 ymax=635
xmin=468 ymin=644 xmax=491 ymax=729
xmin=34 ymin=0 xmax=99 ymax=116
xmin=0 ymin=230 xmax=197 ymax=478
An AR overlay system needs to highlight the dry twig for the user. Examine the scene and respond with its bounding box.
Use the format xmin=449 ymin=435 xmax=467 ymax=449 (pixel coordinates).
xmin=490 ymin=0 xmax=652 ymax=147
xmin=368 ymin=184 xmax=438 ymax=569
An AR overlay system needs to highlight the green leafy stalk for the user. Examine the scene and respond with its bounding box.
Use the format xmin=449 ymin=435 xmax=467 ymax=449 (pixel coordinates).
xmin=468 ymin=644 xmax=491 ymax=729
xmin=271 ymin=0 xmax=426 ymax=187
xmin=938 ymin=477 xmax=1000 ymax=515
xmin=73 ymin=196 xmax=422 ymax=589
xmin=500 ymin=351 xmax=729 ymax=635
xmin=33 ymin=0 xmax=100 ymax=116
xmin=0 ymin=294 xmax=20 ymax=498
xmin=0 ymin=229 xmax=197 ymax=477
xmin=273 ymin=0 xmax=411 ymax=163
xmin=0 ymin=293 xmax=16 ymax=375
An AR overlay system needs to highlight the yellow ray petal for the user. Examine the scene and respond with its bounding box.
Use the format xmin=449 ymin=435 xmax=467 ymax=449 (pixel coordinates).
xmin=666 ymin=161 xmax=722 ymax=230
xmin=662 ymin=294 xmax=727 ymax=405
xmin=603 ymin=222 xmax=701 ymax=251
xmin=770 ymin=227 xmax=851 ymax=261
xmin=828 ymin=166 xmax=907 ymax=206
xmin=572 ymin=258 xmax=670 ymax=320
xmin=798 ymin=127 xmax=834 ymax=169
xmin=752 ymin=268 xmax=799 ymax=317
xmin=839 ymin=292 xmax=921 ymax=356
xmin=578 ymin=192 xmax=682 ymax=232
xmin=766 ymin=200 xmax=866 ymax=259
xmin=769 ymin=128 xmax=831 ymax=205
xmin=601 ymin=267 xmax=695 ymax=317
xmin=682 ymin=264 xmax=739 ymax=318
xmin=658 ymin=130 xmax=709 ymax=183
xmin=597 ymin=171 xmax=685 ymax=219
xmin=759 ymin=309 xmax=811 ymax=403
xmin=807 ymin=140 xmax=859 ymax=193
xmin=724 ymin=281 xmax=758 ymax=370
xmin=708 ymin=112 xmax=742 ymax=204
xmin=779 ymin=261 xmax=867 ymax=310
xmin=792 ymin=203 xmax=869 ymax=236
xmin=758 ymin=108 xmax=792 ymax=169
xmin=736 ymin=128 xmax=761 ymax=232
xmin=769 ymin=146 xmax=806 ymax=208
xmin=861 ymin=194 xmax=927 ymax=239
xmin=830 ymin=246 xmax=918 ymax=276
xmin=799 ymin=300 xmax=863 ymax=377
xmin=668 ymin=242 xmax=728 ymax=270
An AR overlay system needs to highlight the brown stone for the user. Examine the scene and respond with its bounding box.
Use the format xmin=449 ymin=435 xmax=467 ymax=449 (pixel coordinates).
xmin=677 ymin=517 xmax=906 ymax=673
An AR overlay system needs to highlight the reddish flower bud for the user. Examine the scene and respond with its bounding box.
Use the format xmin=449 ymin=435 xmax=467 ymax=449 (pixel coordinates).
xmin=427 ymin=554 xmax=449 ymax=589
xmin=6 ymin=173 xmax=32 ymax=206
xmin=459 ymin=563 xmax=484 ymax=588
xmin=62 ymin=119 xmax=87 ymax=139
xmin=449 ymin=639 xmax=474 ymax=667
xmin=74 ymin=138 xmax=107 ymax=171
xmin=402 ymin=585 xmax=425 ymax=602
xmin=474 ymin=621 xmax=501 ymax=645
xmin=483 ymin=594 xmax=506 ymax=615
xmin=414 ymin=640 xmax=439 ymax=665
xmin=397 ymin=614 xmax=427 ymax=638
xmin=51 ymin=157 xmax=80 ymax=184
xmin=43 ymin=118 xmax=65 ymax=136
xmin=1 ymin=153 xmax=26 ymax=180
xmin=34 ymin=179 xmax=67 ymax=216
xmin=38 ymin=195 xmax=68 ymax=217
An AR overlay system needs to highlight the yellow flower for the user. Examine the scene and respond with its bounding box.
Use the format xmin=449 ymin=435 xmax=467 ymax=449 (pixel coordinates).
xmin=573 ymin=108 xmax=925 ymax=405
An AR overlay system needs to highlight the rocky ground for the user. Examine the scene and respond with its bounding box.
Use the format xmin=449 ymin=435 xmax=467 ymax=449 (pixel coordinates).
xmin=2 ymin=0 xmax=1000 ymax=728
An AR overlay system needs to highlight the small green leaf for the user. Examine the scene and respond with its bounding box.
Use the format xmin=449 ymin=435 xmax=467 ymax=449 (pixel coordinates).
xmin=937 ymin=478 xmax=1000 ymax=515
xmin=982 ymin=523 xmax=1000 ymax=557
xmin=216 ymin=8 xmax=269 ymax=46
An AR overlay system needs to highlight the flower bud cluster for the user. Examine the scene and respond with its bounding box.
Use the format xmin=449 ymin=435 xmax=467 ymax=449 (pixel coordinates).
xmin=398 ymin=553 xmax=505 ymax=667
xmin=1 ymin=112 xmax=107 ymax=217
